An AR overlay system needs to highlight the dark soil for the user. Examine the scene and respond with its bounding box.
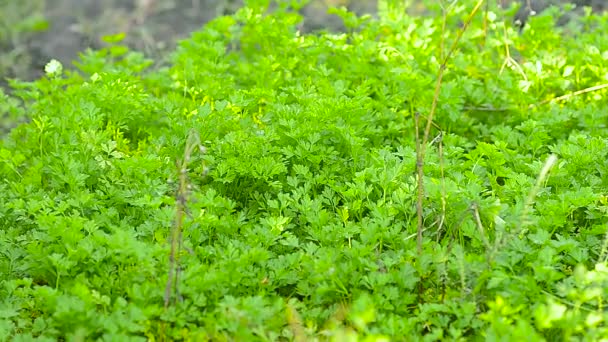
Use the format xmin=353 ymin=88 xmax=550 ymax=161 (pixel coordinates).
xmin=2 ymin=0 xmax=607 ymax=86
xmin=6 ymin=0 xmax=376 ymax=84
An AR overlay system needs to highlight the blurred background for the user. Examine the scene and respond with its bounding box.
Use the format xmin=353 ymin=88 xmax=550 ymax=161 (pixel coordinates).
xmin=0 ymin=0 xmax=606 ymax=88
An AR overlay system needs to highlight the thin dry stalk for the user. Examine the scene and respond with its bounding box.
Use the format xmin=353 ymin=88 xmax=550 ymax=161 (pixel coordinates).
xmin=415 ymin=0 xmax=486 ymax=254
xmin=414 ymin=111 xmax=423 ymax=249
xmin=470 ymin=202 xmax=493 ymax=266
xmin=164 ymin=131 xmax=205 ymax=308
xmin=598 ymin=228 xmax=608 ymax=263
xmin=534 ymin=83 xmax=608 ymax=107
xmin=518 ymin=154 xmax=557 ymax=234
xmin=436 ymin=132 xmax=447 ymax=241
xmin=498 ymin=22 xmax=527 ymax=81
xmin=286 ymin=303 xmax=307 ymax=342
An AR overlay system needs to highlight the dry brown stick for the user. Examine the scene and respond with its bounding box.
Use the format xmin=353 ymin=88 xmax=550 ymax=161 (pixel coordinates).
xmin=415 ymin=0 xmax=486 ymax=254
xmin=286 ymin=303 xmax=306 ymax=342
xmin=470 ymin=202 xmax=492 ymax=264
xmin=436 ymin=132 xmax=446 ymax=241
xmin=533 ymin=83 xmax=608 ymax=107
xmin=164 ymin=131 xmax=204 ymax=308
xmin=414 ymin=111 xmax=422 ymax=251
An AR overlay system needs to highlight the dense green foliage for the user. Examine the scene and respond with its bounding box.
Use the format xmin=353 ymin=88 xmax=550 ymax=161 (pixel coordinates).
xmin=2 ymin=0 xmax=608 ymax=340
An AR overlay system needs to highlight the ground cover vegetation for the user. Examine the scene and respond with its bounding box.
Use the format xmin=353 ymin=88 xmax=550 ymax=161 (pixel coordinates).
xmin=2 ymin=0 xmax=608 ymax=340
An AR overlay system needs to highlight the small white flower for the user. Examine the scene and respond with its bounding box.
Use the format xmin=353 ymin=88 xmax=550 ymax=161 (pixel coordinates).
xmin=90 ymin=73 xmax=101 ymax=82
xmin=44 ymin=59 xmax=63 ymax=77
